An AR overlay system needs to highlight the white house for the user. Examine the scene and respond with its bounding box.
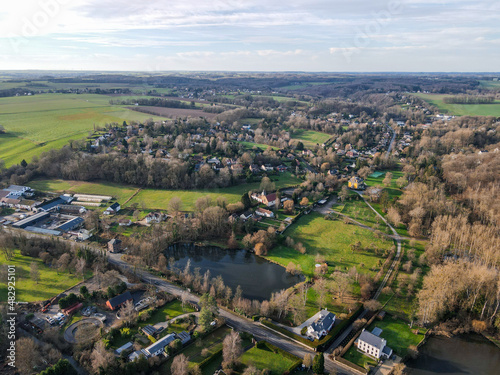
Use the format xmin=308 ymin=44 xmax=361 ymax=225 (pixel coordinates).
xmin=356 ymin=328 xmax=393 ymax=359
xmin=255 ymin=207 xmax=275 ymax=218
xmin=307 ymin=310 xmax=336 ymax=340
xmin=104 ymin=202 xmax=121 ymax=215
xmin=145 ymin=212 xmax=163 ymax=224
xmin=142 ymin=333 xmax=176 ymax=358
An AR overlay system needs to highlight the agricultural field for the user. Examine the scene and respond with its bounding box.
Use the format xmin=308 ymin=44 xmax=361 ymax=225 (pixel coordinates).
xmin=266 ymin=212 xmax=394 ymax=278
xmin=479 ymin=80 xmax=500 ymax=89
xmin=128 ymin=106 xmax=219 ymax=120
xmin=237 ymin=141 xmax=279 ymax=151
xmin=0 ymin=250 xmax=84 ymax=302
xmin=413 ymin=93 xmax=500 ymax=116
xmin=0 ymin=93 xmax=168 ymax=166
xmin=290 ymin=129 xmax=331 ymax=147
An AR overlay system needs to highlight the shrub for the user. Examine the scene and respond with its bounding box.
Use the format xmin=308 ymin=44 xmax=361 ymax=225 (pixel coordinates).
xmin=300 ymin=327 xmax=307 ymax=335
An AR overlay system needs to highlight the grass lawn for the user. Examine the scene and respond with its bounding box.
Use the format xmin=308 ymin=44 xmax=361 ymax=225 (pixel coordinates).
xmin=0 ymin=250 xmax=85 ymax=302
xmin=27 ymin=179 xmax=138 ymax=206
xmin=237 ymin=141 xmax=279 ymax=151
xmin=413 ymin=93 xmax=500 ymax=116
xmin=138 ymin=300 xmax=195 ymax=328
xmin=0 ymin=93 xmax=168 ymax=166
xmin=127 ymin=172 xmax=301 ymax=211
xmin=343 ymin=346 xmax=378 ymax=369
xmin=366 ymin=315 xmax=426 ymax=357
xmin=239 ymin=345 xmax=297 ymax=375
xmin=340 ymin=198 xmax=388 ymax=230
xmin=291 ymin=129 xmax=331 ymax=147
xmin=266 ymin=212 xmax=393 ymax=277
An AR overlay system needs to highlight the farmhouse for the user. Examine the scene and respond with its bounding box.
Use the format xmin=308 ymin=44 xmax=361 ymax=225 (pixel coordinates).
xmin=348 ymin=176 xmax=366 ymax=190
xmin=307 ymin=309 xmax=336 ymax=340
xmin=106 ymin=291 xmax=133 ymax=311
xmin=239 ymin=210 xmax=253 ymax=221
xmin=276 ymin=165 xmax=287 ymax=172
xmin=118 ymin=219 xmax=132 ymax=226
xmin=255 ymin=207 xmax=275 ymax=218
xmin=145 ymin=212 xmax=163 ymax=224
xmin=251 ymin=191 xmax=277 ymax=207
xmin=356 ymin=328 xmax=393 ymax=360
xmin=104 ymin=202 xmax=121 ymax=215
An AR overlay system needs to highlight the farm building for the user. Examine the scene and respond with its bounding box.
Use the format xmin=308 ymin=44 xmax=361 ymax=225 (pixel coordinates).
xmin=106 ymin=291 xmax=133 ymax=311
xmin=104 ymin=202 xmax=121 ymax=215
xmin=12 ymin=211 xmax=50 ymax=229
xmin=55 ymin=217 xmax=84 ymax=232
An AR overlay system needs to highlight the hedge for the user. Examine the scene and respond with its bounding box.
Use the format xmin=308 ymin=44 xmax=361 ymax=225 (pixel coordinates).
xmin=335 ymin=357 xmax=368 ymax=374
xmin=262 ymin=305 xmax=364 ymax=350
xmin=198 ymin=348 xmax=223 ymax=369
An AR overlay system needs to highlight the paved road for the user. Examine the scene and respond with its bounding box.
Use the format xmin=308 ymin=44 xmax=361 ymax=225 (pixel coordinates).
xmin=386 ymin=127 xmax=396 ymax=156
xmin=107 ymin=253 xmax=354 ymax=375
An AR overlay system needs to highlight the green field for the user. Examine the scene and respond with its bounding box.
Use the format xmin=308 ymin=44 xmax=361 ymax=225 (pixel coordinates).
xmin=291 ymin=129 xmax=331 ymax=147
xmin=239 ymin=345 xmax=298 ymax=374
xmin=266 ymin=212 xmax=393 ymax=277
xmin=413 ymin=93 xmax=500 ymax=116
xmin=237 ymin=141 xmax=279 ymax=151
xmin=0 ymin=250 xmax=83 ymax=302
xmin=338 ymin=199 xmax=388 ymax=230
xmin=27 ymin=179 xmax=138 ymax=206
xmin=0 ymin=93 xmax=168 ymax=166
xmin=479 ymin=80 xmax=500 ymax=89
xmin=127 ymin=172 xmax=301 ymax=211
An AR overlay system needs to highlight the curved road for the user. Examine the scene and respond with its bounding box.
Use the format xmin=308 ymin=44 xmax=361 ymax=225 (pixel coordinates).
xmin=107 ymin=252 xmax=353 ymax=375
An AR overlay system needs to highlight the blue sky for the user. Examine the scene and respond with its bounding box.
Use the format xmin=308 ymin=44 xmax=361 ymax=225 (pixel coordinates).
xmin=0 ymin=0 xmax=498 ymax=71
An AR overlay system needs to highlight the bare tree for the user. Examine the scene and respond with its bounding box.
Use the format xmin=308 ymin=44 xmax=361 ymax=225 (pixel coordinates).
xmin=120 ymin=300 xmax=138 ymax=326
xmin=168 ymin=197 xmax=183 ymax=215
xmin=222 ymin=330 xmax=243 ymax=370
xmin=171 ymin=354 xmax=189 ymax=375
xmin=90 ymin=341 xmax=115 ymax=374
xmin=30 ymin=262 xmax=40 ymax=284
xmin=15 ymin=337 xmax=40 ymax=374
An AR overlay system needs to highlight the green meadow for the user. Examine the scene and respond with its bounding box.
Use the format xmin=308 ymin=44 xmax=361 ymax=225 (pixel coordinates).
xmin=0 ymin=93 xmax=167 ymax=166
xmin=0 ymin=250 xmax=83 ymax=302
xmin=291 ymin=129 xmax=331 ymax=147
xmin=266 ymin=212 xmax=393 ymax=277
xmin=413 ymin=93 xmax=500 ymax=116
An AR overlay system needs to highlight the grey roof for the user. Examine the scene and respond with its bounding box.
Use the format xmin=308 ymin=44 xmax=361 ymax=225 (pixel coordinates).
xmin=145 ymin=333 xmax=176 ymax=355
xmin=128 ymin=350 xmax=147 ymax=361
xmin=56 ymin=217 xmax=84 ymax=232
xmin=382 ymin=346 xmax=393 ymax=355
xmin=310 ymin=310 xmax=335 ymax=333
xmin=115 ymin=341 xmax=133 ymax=355
xmin=25 ymin=226 xmax=61 ymax=236
xmin=358 ymin=329 xmax=386 ymax=350
xmin=141 ymin=325 xmax=158 ymax=336
xmin=371 ymin=327 xmax=383 ymax=337
xmin=109 ymin=202 xmax=120 ymax=210
xmin=177 ymin=331 xmax=191 ymax=344
xmin=12 ymin=211 xmax=50 ymax=228
xmin=107 ymin=291 xmax=133 ymax=309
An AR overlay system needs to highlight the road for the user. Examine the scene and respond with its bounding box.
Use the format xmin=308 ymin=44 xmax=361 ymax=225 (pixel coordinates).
xmin=386 ymin=126 xmax=396 ymax=156
xmin=107 ymin=253 xmax=354 ymax=375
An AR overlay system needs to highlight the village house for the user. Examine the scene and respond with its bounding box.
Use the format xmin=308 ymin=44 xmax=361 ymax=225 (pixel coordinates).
xmin=145 ymin=212 xmax=163 ymax=224
xmin=261 ymin=164 xmax=274 ymax=172
xmin=239 ymin=210 xmax=254 ymax=221
xmin=307 ymin=309 xmax=336 ymax=340
xmin=143 ymin=333 xmax=176 ymax=357
xmin=106 ymin=291 xmax=133 ymax=311
xmin=348 ymin=176 xmax=366 ymax=190
xmin=255 ymin=207 xmax=275 ymax=218
xmin=249 ymin=164 xmax=261 ymax=173
xmin=104 ymin=202 xmax=121 ymax=215
xmin=251 ymin=191 xmax=277 ymax=207
xmin=107 ymin=238 xmax=122 ymax=253
xmin=118 ymin=219 xmax=132 ymax=226
xmin=276 ymin=165 xmax=287 ymax=172
xmin=356 ymin=328 xmax=393 ymax=360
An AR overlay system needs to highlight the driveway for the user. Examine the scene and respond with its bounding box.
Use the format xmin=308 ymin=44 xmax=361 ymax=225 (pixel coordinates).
xmin=314 ymin=196 xmax=337 ymax=214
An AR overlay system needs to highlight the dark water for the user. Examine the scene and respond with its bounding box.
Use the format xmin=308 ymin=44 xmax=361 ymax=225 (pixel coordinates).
xmin=164 ymin=244 xmax=303 ymax=301
xmin=406 ymin=334 xmax=500 ymax=375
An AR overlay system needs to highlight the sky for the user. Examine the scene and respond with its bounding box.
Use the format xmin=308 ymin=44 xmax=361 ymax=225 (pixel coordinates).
xmin=0 ymin=0 xmax=498 ymax=72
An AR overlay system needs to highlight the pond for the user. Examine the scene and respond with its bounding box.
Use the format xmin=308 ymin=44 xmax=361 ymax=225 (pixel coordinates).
xmin=164 ymin=244 xmax=303 ymax=301
xmin=406 ymin=333 xmax=500 ymax=375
